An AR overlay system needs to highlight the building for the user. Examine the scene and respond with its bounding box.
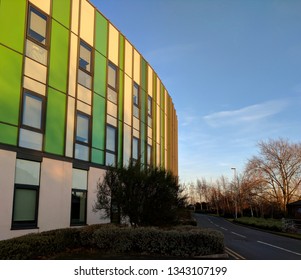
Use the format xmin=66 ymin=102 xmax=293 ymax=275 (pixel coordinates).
xmin=0 ymin=0 xmax=178 ymax=240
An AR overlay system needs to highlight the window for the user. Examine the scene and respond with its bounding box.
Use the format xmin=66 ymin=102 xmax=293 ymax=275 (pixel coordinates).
xmin=26 ymin=5 xmax=48 ymax=65
xmin=12 ymin=159 xmax=40 ymax=229
xmin=78 ymin=40 xmax=92 ymax=89
xmin=132 ymin=137 xmax=139 ymax=161
xmin=133 ymin=83 xmax=139 ymax=118
xmin=75 ymin=112 xmax=90 ymax=161
xmin=147 ymin=95 xmax=152 ymax=127
xmin=105 ymin=125 xmax=117 ymax=166
xmin=19 ymin=90 xmax=45 ymax=151
xmin=107 ymin=62 xmax=118 ymax=104
xmin=71 ymin=169 xmax=87 ymax=225
xmin=27 ymin=6 xmax=48 ymax=45
xmin=147 ymin=144 xmax=152 ymax=166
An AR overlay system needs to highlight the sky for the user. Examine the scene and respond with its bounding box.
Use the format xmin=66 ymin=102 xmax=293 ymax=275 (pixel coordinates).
xmin=93 ymin=0 xmax=301 ymax=184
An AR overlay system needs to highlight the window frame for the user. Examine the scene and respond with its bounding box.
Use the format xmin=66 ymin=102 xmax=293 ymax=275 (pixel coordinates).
xmin=74 ymin=111 xmax=91 ymax=161
xmin=105 ymin=124 xmax=117 ymax=167
xmin=27 ymin=4 xmax=49 ymax=48
xmin=20 ymin=90 xmax=46 ymax=134
xmin=133 ymin=83 xmax=140 ymax=119
xmin=11 ymin=159 xmax=41 ymax=229
xmin=79 ymin=40 xmax=93 ymax=74
xmin=107 ymin=61 xmax=119 ymax=104
xmin=70 ymin=189 xmax=87 ymax=226
xmin=132 ymin=137 xmax=140 ymax=162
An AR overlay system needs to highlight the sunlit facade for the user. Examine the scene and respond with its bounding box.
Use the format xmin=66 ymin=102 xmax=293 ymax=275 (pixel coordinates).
xmin=0 ymin=0 xmax=178 ymax=240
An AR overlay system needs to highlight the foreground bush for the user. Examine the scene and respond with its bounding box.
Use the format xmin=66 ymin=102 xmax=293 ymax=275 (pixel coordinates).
xmin=0 ymin=224 xmax=224 ymax=259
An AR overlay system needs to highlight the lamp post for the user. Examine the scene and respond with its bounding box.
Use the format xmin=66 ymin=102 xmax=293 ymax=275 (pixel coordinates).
xmin=231 ymin=167 xmax=238 ymax=219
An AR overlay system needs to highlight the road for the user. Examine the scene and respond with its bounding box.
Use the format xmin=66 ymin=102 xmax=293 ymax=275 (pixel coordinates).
xmin=194 ymin=213 xmax=301 ymax=260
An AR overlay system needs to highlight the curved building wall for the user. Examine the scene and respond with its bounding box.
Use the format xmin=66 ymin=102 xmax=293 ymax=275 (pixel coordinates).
xmin=0 ymin=0 xmax=178 ymax=240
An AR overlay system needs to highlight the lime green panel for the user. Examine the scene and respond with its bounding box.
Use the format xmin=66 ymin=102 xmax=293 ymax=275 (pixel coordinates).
xmin=118 ymin=120 xmax=123 ymax=167
xmin=119 ymin=34 xmax=125 ymax=71
xmin=0 ymin=45 xmax=22 ymax=125
xmin=0 ymin=0 xmax=26 ymax=53
xmin=94 ymin=52 xmax=107 ymax=98
xmin=0 ymin=123 xmax=18 ymax=146
xmin=52 ymin=0 xmax=71 ymax=28
xmin=44 ymin=88 xmax=66 ymax=155
xmin=92 ymin=148 xmax=104 ymax=165
xmin=95 ymin=12 xmax=108 ymax=56
xmin=92 ymin=94 xmax=105 ymax=151
xmin=48 ymin=20 xmax=69 ymax=93
xmin=141 ymin=58 xmax=147 ymax=92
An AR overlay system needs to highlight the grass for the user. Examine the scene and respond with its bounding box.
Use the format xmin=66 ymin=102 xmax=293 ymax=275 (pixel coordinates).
xmin=233 ymin=216 xmax=301 ymax=240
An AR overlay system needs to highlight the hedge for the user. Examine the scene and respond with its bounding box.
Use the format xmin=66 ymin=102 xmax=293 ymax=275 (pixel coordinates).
xmin=0 ymin=224 xmax=224 ymax=259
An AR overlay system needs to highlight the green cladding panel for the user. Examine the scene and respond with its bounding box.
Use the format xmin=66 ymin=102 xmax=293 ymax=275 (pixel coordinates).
xmin=0 ymin=123 xmax=18 ymax=146
xmin=94 ymin=52 xmax=107 ymax=98
xmin=44 ymin=88 xmax=66 ymax=155
xmin=92 ymin=94 xmax=106 ymax=152
xmin=0 ymin=45 xmax=22 ymax=126
xmin=0 ymin=0 xmax=26 ymax=53
xmin=95 ymin=12 xmax=108 ymax=56
xmin=92 ymin=148 xmax=104 ymax=165
xmin=119 ymin=34 xmax=125 ymax=71
xmin=141 ymin=58 xmax=147 ymax=92
xmin=48 ymin=20 xmax=69 ymax=93
xmin=52 ymin=0 xmax=71 ymax=29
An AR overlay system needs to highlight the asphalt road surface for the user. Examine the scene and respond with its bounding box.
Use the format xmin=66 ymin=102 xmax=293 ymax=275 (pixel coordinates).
xmin=194 ymin=213 xmax=301 ymax=260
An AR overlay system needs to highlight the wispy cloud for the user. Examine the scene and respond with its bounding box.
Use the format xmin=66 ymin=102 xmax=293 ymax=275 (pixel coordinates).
xmin=203 ymin=99 xmax=289 ymax=127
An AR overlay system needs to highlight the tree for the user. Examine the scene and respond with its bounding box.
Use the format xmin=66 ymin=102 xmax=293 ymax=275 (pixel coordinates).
xmin=245 ymin=138 xmax=301 ymax=214
xmin=93 ymin=161 xmax=184 ymax=226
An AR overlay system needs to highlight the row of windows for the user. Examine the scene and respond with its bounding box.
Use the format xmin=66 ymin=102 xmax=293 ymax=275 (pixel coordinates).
xmin=12 ymin=159 xmax=87 ymax=228
xmin=20 ymin=4 xmax=155 ymax=166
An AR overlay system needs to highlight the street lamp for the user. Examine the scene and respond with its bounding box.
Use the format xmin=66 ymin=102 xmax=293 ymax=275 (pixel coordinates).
xmin=231 ymin=167 xmax=238 ymax=219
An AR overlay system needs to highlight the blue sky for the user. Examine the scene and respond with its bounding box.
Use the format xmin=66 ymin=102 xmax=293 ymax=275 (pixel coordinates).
xmin=93 ymin=0 xmax=301 ymax=184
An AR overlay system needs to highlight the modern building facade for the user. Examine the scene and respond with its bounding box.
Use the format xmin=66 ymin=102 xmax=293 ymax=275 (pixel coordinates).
xmin=0 ymin=0 xmax=178 ymax=240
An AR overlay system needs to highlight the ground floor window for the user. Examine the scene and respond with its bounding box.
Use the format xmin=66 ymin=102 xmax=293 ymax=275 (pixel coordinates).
xmin=71 ymin=168 xmax=88 ymax=225
xmin=12 ymin=159 xmax=40 ymax=229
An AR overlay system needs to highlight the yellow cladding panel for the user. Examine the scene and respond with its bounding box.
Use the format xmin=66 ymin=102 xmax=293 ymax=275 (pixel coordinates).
xmin=68 ymin=33 xmax=78 ymax=97
xmin=133 ymin=129 xmax=139 ymax=139
xmin=71 ymin=0 xmax=80 ymax=34
xmin=124 ymin=40 xmax=133 ymax=77
xmin=29 ymin=0 xmax=51 ymax=14
xmin=148 ymin=66 xmax=153 ymax=97
xmin=108 ymin=24 xmax=119 ymax=66
xmin=123 ymin=74 xmax=132 ymax=126
xmin=77 ymin=100 xmax=91 ymax=115
xmin=80 ymin=0 xmax=95 ymax=46
xmin=156 ymin=77 xmax=160 ymax=106
xmin=133 ymin=49 xmax=140 ymax=84
xmin=65 ymin=96 xmax=75 ymax=157
xmin=156 ymin=104 xmax=160 ymax=143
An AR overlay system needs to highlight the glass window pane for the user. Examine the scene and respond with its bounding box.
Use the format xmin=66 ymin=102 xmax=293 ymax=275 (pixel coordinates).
xmin=133 ymin=106 xmax=139 ymax=119
xmin=133 ymin=137 xmax=139 ymax=160
xmin=76 ymin=113 xmax=89 ymax=143
xmin=75 ymin=143 xmax=89 ymax=161
xmin=13 ymin=188 xmax=37 ymax=222
xmin=148 ymin=96 xmax=152 ymax=116
xmin=79 ymin=41 xmax=92 ymax=72
xmin=28 ymin=7 xmax=47 ymax=45
xmin=106 ymin=126 xmax=116 ymax=152
xmin=23 ymin=92 xmax=42 ymax=129
xmin=78 ymin=69 xmax=92 ymax=89
xmin=105 ymin=152 xmax=116 ymax=166
xmin=133 ymin=84 xmax=139 ymax=106
xmin=71 ymin=190 xmax=86 ymax=224
xmin=19 ymin=128 xmax=43 ymax=151
xmin=107 ymin=87 xmax=117 ymax=104
xmin=108 ymin=64 xmax=117 ymax=89
xmin=148 ymin=116 xmax=152 ymax=128
xmin=72 ymin=169 xmax=88 ymax=190
xmin=147 ymin=145 xmax=152 ymax=165
xmin=15 ymin=159 xmax=40 ymax=185
xmin=26 ymin=39 xmax=48 ymax=65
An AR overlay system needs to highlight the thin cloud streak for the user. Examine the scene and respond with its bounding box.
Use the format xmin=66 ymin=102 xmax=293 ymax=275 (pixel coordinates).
xmin=203 ymin=99 xmax=289 ymax=127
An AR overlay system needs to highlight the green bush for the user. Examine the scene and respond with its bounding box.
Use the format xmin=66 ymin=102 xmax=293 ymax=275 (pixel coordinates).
xmin=234 ymin=217 xmax=282 ymax=232
xmin=0 ymin=225 xmax=224 ymax=259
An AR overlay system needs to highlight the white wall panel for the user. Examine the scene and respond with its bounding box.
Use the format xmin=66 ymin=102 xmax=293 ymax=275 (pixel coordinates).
xmin=80 ymin=0 xmax=95 ymax=46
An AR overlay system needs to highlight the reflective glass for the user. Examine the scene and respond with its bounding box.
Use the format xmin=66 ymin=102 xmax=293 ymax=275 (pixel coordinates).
xmin=105 ymin=152 xmax=116 ymax=166
xmin=26 ymin=39 xmax=47 ymax=65
xmin=19 ymin=128 xmax=43 ymax=151
xmin=75 ymin=143 xmax=89 ymax=161
xmin=78 ymin=69 xmax=92 ymax=89
xmin=108 ymin=63 xmax=117 ymax=89
xmin=23 ymin=92 xmax=42 ymax=129
xmin=132 ymin=137 xmax=139 ymax=160
xmin=79 ymin=41 xmax=92 ymax=72
xmin=106 ymin=125 xmax=116 ymax=152
xmin=15 ymin=159 xmax=40 ymax=185
xmin=76 ymin=113 xmax=89 ymax=143
xmin=107 ymin=87 xmax=117 ymax=104
xmin=71 ymin=190 xmax=87 ymax=224
xmin=28 ymin=7 xmax=47 ymax=45
xmin=13 ymin=189 xmax=37 ymax=222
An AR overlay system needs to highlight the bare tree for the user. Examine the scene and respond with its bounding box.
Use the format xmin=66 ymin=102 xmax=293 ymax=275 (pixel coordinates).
xmin=245 ymin=138 xmax=301 ymax=214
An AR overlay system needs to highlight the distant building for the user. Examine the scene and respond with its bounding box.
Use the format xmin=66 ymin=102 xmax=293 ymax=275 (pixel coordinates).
xmin=287 ymin=200 xmax=301 ymax=219
xmin=0 ymin=0 xmax=178 ymax=240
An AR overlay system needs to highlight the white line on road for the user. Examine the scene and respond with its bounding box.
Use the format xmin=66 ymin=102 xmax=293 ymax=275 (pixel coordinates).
xmin=231 ymin=231 xmax=246 ymax=238
xmin=220 ymin=227 xmax=228 ymax=231
xmin=257 ymin=241 xmax=301 ymax=256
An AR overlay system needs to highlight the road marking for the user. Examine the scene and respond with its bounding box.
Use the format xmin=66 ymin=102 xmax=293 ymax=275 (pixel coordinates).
xmin=257 ymin=241 xmax=301 ymax=256
xmin=220 ymin=227 xmax=228 ymax=231
xmin=231 ymin=231 xmax=246 ymax=238
xmin=225 ymin=247 xmax=246 ymax=260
